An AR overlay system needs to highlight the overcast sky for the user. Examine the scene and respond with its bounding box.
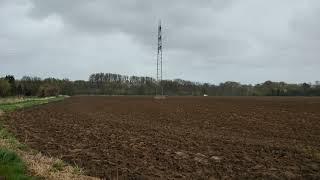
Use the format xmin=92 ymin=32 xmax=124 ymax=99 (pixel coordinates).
xmin=1 ymin=0 xmax=319 ymax=84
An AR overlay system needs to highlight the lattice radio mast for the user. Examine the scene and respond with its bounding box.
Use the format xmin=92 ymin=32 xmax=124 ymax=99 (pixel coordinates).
xmin=156 ymin=20 xmax=163 ymax=95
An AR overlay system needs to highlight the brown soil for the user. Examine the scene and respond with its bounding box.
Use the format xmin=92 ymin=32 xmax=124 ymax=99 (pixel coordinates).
xmin=4 ymin=96 xmax=320 ymax=179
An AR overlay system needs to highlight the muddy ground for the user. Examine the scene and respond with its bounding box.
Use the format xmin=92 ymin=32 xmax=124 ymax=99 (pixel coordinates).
xmin=4 ymin=96 xmax=320 ymax=179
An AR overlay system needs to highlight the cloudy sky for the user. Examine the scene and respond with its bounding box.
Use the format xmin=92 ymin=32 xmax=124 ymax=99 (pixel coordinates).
xmin=0 ymin=0 xmax=319 ymax=84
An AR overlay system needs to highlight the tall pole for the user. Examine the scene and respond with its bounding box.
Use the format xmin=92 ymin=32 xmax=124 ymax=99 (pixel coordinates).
xmin=160 ymin=21 xmax=163 ymax=96
xmin=157 ymin=20 xmax=163 ymax=96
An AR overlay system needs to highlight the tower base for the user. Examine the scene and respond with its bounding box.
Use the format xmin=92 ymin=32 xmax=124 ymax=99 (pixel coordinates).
xmin=154 ymin=95 xmax=166 ymax=100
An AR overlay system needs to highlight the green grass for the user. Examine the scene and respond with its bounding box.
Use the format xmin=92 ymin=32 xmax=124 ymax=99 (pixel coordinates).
xmin=51 ymin=160 xmax=65 ymax=172
xmin=0 ymin=96 xmax=65 ymax=112
xmin=0 ymin=148 xmax=34 ymax=180
xmin=72 ymin=164 xmax=84 ymax=175
xmin=0 ymin=123 xmax=26 ymax=150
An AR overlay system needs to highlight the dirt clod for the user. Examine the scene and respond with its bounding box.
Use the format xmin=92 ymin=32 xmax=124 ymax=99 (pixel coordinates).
xmin=175 ymin=151 xmax=189 ymax=159
xmin=210 ymin=156 xmax=221 ymax=162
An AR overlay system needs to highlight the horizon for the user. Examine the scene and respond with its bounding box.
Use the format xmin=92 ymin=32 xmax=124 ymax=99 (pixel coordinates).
xmin=1 ymin=72 xmax=319 ymax=86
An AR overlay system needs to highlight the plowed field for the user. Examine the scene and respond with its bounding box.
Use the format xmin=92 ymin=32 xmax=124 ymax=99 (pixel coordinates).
xmin=4 ymin=96 xmax=320 ymax=179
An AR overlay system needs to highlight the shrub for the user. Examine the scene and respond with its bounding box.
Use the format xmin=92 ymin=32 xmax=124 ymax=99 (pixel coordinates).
xmin=38 ymin=84 xmax=60 ymax=97
xmin=0 ymin=79 xmax=11 ymax=97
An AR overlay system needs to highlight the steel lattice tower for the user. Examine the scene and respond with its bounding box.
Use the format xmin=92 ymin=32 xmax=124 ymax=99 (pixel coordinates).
xmin=156 ymin=21 xmax=163 ymax=95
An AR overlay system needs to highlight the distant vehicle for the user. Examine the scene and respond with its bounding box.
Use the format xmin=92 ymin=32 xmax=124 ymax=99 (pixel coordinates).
xmin=203 ymin=94 xmax=208 ymax=96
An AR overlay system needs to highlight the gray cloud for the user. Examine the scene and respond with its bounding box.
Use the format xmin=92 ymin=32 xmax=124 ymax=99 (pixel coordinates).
xmin=1 ymin=0 xmax=320 ymax=84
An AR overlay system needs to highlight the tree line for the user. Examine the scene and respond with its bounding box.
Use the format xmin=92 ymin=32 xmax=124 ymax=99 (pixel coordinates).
xmin=1 ymin=73 xmax=320 ymax=97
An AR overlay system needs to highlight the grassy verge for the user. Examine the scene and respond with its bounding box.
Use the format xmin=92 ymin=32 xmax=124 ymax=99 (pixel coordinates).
xmin=0 ymin=148 xmax=34 ymax=180
xmin=0 ymin=109 xmax=38 ymax=179
xmin=0 ymin=96 xmax=65 ymax=112
xmin=0 ymin=96 xmax=97 ymax=179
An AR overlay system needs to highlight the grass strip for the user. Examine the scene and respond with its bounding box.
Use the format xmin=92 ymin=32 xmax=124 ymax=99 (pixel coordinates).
xmin=0 ymin=96 xmax=64 ymax=179
xmin=0 ymin=96 xmax=65 ymax=112
xmin=0 ymin=148 xmax=34 ymax=180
